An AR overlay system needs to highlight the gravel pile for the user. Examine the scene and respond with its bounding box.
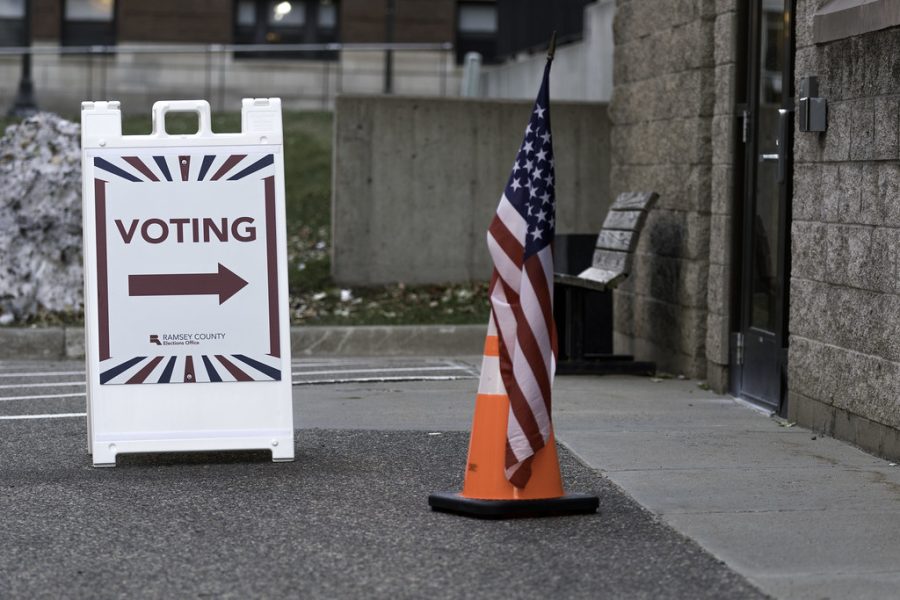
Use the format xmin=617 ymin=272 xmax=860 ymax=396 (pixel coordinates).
xmin=0 ymin=113 xmax=83 ymax=324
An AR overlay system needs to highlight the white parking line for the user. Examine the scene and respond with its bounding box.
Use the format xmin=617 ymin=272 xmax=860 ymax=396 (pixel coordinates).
xmin=0 ymin=381 xmax=85 ymax=389
xmin=0 ymin=364 xmax=476 ymax=404
xmin=0 ymin=412 xmax=86 ymax=420
xmin=292 ymin=375 xmax=471 ymax=385
xmin=0 ymin=393 xmax=87 ymax=402
xmin=291 ymin=366 xmax=471 ymax=376
xmin=289 ymin=361 xmax=350 ymax=366
xmin=0 ymin=371 xmax=86 ymax=378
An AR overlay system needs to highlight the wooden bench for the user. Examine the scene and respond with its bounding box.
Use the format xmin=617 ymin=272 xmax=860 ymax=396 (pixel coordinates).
xmin=553 ymin=191 xmax=658 ymax=375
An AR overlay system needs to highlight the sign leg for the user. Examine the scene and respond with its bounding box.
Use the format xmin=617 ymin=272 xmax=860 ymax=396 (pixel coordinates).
xmin=92 ymin=443 xmax=118 ymax=467
xmin=271 ymin=437 xmax=295 ymax=462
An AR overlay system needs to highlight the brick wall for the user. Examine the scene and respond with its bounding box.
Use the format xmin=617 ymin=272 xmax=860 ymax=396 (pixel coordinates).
xmin=788 ymin=1 xmax=900 ymax=457
xmin=341 ymin=0 xmax=454 ymax=43
xmin=117 ymin=0 xmax=232 ymax=43
xmin=32 ymin=0 xmax=455 ymax=45
xmin=609 ymin=0 xmax=736 ymax=379
xmin=32 ymin=0 xmax=61 ymax=40
xmin=32 ymin=0 xmax=233 ymax=43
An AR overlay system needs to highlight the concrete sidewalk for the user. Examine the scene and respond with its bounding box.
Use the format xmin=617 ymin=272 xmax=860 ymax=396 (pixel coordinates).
xmin=293 ymin=366 xmax=900 ymax=599
xmin=550 ymin=375 xmax=900 ymax=600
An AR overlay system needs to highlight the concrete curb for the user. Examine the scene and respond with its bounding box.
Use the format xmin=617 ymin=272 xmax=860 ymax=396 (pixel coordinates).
xmin=0 ymin=324 xmax=487 ymax=361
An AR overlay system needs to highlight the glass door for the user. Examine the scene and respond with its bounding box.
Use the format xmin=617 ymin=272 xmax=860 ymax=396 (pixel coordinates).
xmin=733 ymin=0 xmax=794 ymax=411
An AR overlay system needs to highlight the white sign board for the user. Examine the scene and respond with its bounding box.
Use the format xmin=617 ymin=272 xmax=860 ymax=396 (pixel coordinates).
xmin=81 ymin=99 xmax=294 ymax=466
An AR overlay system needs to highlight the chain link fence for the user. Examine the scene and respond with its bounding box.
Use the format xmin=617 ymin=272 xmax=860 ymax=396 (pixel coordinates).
xmin=0 ymin=42 xmax=459 ymax=115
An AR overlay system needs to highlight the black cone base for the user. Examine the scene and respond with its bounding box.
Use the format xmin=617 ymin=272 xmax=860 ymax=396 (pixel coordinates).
xmin=428 ymin=491 xmax=599 ymax=519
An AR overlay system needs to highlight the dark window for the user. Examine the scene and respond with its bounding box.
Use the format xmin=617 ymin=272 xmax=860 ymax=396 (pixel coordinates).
xmin=496 ymin=0 xmax=590 ymax=59
xmin=62 ymin=0 xmax=116 ymax=47
xmin=455 ymin=1 xmax=498 ymax=64
xmin=0 ymin=0 xmax=25 ymax=46
xmin=234 ymin=0 xmax=339 ymax=60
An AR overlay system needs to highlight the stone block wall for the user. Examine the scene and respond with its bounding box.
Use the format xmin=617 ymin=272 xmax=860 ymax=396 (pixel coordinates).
xmin=609 ymin=0 xmax=736 ymax=380
xmin=789 ymin=2 xmax=900 ymax=458
xmin=705 ymin=3 xmax=739 ymax=391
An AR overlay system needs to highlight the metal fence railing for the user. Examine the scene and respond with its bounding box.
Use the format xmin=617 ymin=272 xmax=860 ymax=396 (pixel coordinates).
xmin=0 ymin=42 xmax=458 ymax=114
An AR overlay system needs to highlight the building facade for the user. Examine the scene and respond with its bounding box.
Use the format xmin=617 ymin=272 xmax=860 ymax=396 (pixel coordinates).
xmin=4 ymin=0 xmax=898 ymax=460
xmin=480 ymin=0 xmax=615 ymax=102
xmin=1 ymin=0 xmax=497 ymax=112
xmin=611 ymin=0 xmax=900 ymax=459
xmin=20 ymin=0 xmax=464 ymax=47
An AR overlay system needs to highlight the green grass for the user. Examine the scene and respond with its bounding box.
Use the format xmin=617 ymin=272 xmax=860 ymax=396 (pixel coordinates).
xmin=4 ymin=111 xmax=490 ymax=327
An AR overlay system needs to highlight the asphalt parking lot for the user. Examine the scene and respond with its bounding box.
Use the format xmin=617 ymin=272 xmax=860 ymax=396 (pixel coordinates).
xmin=0 ymin=357 xmax=482 ymax=420
xmin=0 ymin=358 xmax=765 ymax=599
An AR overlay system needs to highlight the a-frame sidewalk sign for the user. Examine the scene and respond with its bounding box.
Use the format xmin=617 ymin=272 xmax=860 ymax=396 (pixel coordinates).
xmin=81 ymin=98 xmax=294 ymax=467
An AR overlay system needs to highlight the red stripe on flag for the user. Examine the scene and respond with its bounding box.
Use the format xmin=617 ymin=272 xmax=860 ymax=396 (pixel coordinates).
xmin=525 ymin=255 xmax=556 ymax=367
xmin=506 ymin=442 xmax=534 ymax=488
xmin=508 ymin=295 xmax=553 ymax=419
xmin=499 ymin=271 xmax=552 ymax=402
xmin=526 ymin=253 xmax=555 ymax=336
xmin=493 ymin=277 xmax=545 ymax=450
xmin=488 ymin=216 xmax=524 ymax=269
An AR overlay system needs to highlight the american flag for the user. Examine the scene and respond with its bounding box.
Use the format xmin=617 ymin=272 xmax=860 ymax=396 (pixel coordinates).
xmin=487 ymin=60 xmax=557 ymax=488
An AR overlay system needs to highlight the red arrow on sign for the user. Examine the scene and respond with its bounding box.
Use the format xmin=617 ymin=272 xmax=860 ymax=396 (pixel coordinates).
xmin=128 ymin=263 xmax=249 ymax=304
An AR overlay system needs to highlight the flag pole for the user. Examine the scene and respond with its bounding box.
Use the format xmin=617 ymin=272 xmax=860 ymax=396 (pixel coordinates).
xmin=547 ymin=30 xmax=557 ymax=62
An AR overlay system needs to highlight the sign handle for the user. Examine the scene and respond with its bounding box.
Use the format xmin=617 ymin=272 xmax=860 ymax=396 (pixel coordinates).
xmin=151 ymin=99 xmax=213 ymax=137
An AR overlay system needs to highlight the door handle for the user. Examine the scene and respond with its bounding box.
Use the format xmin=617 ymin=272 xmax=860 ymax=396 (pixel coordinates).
xmin=776 ymin=108 xmax=792 ymax=184
xmin=757 ymin=109 xmax=792 ymax=183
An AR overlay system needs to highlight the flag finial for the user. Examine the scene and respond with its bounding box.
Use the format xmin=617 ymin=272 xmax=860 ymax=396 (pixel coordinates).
xmin=547 ymin=31 xmax=557 ymax=62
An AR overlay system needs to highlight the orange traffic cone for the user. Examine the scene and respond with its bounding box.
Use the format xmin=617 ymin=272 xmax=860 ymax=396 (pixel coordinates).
xmin=429 ymin=318 xmax=599 ymax=518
